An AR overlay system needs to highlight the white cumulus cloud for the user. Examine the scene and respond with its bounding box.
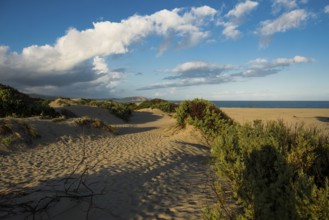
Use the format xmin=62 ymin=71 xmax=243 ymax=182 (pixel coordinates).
xmin=165 ymin=61 xmax=234 ymax=80
xmin=172 ymin=61 xmax=231 ymax=73
xmin=219 ymin=0 xmax=258 ymax=39
xmin=226 ymin=0 xmax=259 ymax=18
xmin=0 ymin=6 xmax=217 ymax=97
xmin=139 ymin=55 xmax=313 ymax=90
xmin=272 ymin=0 xmax=298 ymax=14
xmin=325 ymin=5 xmax=329 ymax=14
xmin=275 ymin=55 xmax=313 ymax=64
xmin=92 ymin=56 xmax=124 ymax=89
xmin=239 ymin=55 xmax=313 ymax=77
xmin=222 ymin=22 xmax=241 ymax=39
xmin=257 ymin=9 xmax=309 ymax=47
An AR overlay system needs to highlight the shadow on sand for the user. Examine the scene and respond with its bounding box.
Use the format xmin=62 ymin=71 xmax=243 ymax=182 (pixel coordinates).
xmin=116 ymin=126 xmax=158 ymax=135
xmin=128 ymin=111 xmax=162 ymax=124
xmin=0 ymin=142 xmax=212 ymax=220
xmin=316 ymin=116 xmax=329 ymax=123
xmin=0 ymin=110 xmax=163 ymax=155
xmin=175 ymin=141 xmax=210 ymax=151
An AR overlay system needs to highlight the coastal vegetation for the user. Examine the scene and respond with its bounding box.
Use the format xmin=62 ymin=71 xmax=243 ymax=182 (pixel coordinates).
xmin=137 ymin=98 xmax=178 ymax=113
xmin=0 ymin=84 xmax=181 ymax=122
xmin=88 ymin=100 xmax=135 ymax=122
xmin=74 ymin=116 xmax=117 ymax=134
xmin=49 ymin=97 xmax=135 ymax=122
xmin=0 ymin=83 xmax=58 ymax=118
xmin=176 ymin=99 xmax=329 ymax=219
xmin=176 ymin=98 xmax=233 ymax=142
xmin=210 ymin=121 xmax=329 ymax=219
xmin=0 ymin=119 xmax=40 ymax=152
xmin=1 ymin=83 xmax=328 ymax=219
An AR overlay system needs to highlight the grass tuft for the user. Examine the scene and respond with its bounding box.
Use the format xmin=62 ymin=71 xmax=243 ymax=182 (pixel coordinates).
xmin=74 ymin=117 xmax=117 ymax=134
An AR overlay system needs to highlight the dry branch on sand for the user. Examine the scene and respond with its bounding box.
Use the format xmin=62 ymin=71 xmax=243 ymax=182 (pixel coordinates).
xmin=0 ymin=135 xmax=106 ymax=220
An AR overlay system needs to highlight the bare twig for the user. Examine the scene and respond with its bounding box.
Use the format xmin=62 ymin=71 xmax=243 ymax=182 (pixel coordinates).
xmin=0 ymin=132 xmax=106 ymax=219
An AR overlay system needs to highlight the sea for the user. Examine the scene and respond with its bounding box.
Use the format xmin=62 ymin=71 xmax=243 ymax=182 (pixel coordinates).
xmin=210 ymin=101 xmax=329 ymax=108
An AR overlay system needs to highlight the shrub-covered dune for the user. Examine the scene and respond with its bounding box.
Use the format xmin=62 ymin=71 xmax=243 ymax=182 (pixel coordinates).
xmin=136 ymin=98 xmax=178 ymax=113
xmin=0 ymin=83 xmax=58 ymax=118
xmin=177 ymin=99 xmax=329 ymax=219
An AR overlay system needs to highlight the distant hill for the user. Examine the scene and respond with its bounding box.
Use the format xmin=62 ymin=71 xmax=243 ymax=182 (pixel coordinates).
xmin=28 ymin=93 xmax=57 ymax=100
xmin=28 ymin=93 xmax=148 ymax=103
xmin=113 ymin=96 xmax=148 ymax=103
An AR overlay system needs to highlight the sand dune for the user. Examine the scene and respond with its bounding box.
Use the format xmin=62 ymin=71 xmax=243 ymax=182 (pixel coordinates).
xmin=0 ymin=108 xmax=215 ymax=219
xmin=2 ymin=106 xmax=328 ymax=219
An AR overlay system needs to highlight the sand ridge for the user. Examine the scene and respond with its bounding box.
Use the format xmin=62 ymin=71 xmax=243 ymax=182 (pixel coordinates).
xmin=0 ymin=108 xmax=215 ymax=219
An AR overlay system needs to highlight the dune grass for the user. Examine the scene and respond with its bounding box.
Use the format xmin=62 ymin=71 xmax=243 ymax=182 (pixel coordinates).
xmin=0 ymin=120 xmax=40 ymax=153
xmin=74 ymin=116 xmax=117 ymax=134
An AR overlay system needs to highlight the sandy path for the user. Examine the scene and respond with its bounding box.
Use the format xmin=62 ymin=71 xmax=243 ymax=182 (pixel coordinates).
xmin=0 ymin=109 xmax=215 ymax=219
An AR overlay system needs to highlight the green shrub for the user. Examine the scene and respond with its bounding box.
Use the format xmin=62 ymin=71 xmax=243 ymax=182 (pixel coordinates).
xmin=74 ymin=116 xmax=91 ymax=127
xmin=176 ymin=99 xmax=233 ymax=139
xmin=0 ymin=83 xmax=58 ymax=118
xmin=136 ymin=99 xmax=178 ymax=113
xmin=90 ymin=100 xmax=134 ymax=122
xmin=75 ymin=98 xmax=92 ymax=105
xmin=0 ymin=120 xmax=40 ymax=150
xmin=175 ymin=99 xmax=329 ymax=219
xmin=1 ymin=136 xmax=13 ymax=147
xmin=240 ymin=145 xmax=297 ymax=219
xmin=74 ymin=117 xmax=117 ymax=134
xmin=210 ymin=120 xmax=329 ymax=219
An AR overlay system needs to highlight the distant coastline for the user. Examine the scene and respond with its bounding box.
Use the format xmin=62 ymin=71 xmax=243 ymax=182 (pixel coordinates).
xmin=170 ymin=101 xmax=329 ymax=108
xmin=211 ymin=101 xmax=329 ymax=108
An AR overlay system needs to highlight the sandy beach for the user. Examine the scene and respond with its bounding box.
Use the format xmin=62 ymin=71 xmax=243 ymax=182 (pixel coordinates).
xmin=1 ymin=106 xmax=329 ymax=219
xmin=222 ymin=108 xmax=329 ymax=134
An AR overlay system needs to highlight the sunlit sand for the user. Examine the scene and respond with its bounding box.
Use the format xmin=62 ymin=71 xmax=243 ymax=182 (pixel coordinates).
xmin=0 ymin=107 xmax=214 ymax=219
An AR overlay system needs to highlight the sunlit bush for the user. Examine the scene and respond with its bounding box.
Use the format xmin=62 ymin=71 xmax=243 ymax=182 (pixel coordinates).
xmin=74 ymin=117 xmax=117 ymax=134
xmin=209 ymin=120 xmax=329 ymax=219
xmin=137 ymin=99 xmax=178 ymax=113
xmin=176 ymin=98 xmax=233 ymax=139
xmin=90 ymin=100 xmax=134 ymax=121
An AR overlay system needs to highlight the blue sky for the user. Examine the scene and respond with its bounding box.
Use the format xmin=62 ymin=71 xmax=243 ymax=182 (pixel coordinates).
xmin=0 ymin=0 xmax=328 ymax=100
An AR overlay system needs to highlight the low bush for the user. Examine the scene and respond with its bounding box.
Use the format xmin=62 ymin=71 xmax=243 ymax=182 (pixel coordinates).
xmin=1 ymin=136 xmax=13 ymax=147
xmin=174 ymin=98 xmax=329 ymax=219
xmin=75 ymin=98 xmax=93 ymax=105
xmin=176 ymin=99 xmax=233 ymax=140
xmin=137 ymin=99 xmax=178 ymax=113
xmin=90 ymin=101 xmax=134 ymax=122
xmin=209 ymin=120 xmax=329 ymax=219
xmin=0 ymin=84 xmax=58 ymax=118
xmin=74 ymin=117 xmax=117 ymax=134
xmin=0 ymin=120 xmax=40 ymax=151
